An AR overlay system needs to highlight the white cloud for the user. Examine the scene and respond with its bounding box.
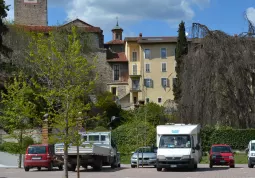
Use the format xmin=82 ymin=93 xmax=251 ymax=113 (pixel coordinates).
xmin=5 ymin=0 xmax=14 ymax=21
xmin=66 ymin=0 xmax=210 ymax=32
xmin=246 ymin=7 xmax=255 ymax=25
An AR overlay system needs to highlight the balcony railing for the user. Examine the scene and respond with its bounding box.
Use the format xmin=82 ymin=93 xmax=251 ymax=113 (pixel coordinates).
xmin=130 ymin=85 xmax=141 ymax=91
xmin=130 ymin=70 xmax=141 ymax=76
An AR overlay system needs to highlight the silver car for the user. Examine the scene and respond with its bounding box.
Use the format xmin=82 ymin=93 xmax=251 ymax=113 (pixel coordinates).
xmin=130 ymin=147 xmax=157 ymax=168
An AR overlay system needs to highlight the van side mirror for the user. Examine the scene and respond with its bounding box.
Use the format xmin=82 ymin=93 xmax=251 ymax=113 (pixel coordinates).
xmin=195 ymin=144 xmax=200 ymax=150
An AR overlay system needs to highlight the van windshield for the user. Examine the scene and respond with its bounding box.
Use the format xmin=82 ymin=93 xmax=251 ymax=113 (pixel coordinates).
xmin=251 ymin=143 xmax=255 ymax=151
xmin=28 ymin=146 xmax=46 ymax=154
xmin=159 ymin=135 xmax=191 ymax=148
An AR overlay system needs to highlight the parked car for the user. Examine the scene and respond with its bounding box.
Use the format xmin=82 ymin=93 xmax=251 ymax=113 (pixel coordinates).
xmin=24 ymin=144 xmax=64 ymax=172
xmin=209 ymin=144 xmax=235 ymax=168
xmin=130 ymin=146 xmax=157 ymax=168
xmin=245 ymin=140 xmax=255 ymax=168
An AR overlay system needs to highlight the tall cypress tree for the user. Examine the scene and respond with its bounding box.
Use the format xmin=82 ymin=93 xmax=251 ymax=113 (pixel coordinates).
xmin=0 ymin=0 xmax=12 ymax=57
xmin=173 ymin=21 xmax=188 ymax=102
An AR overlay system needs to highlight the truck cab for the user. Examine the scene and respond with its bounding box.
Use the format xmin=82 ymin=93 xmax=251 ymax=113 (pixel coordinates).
xmin=156 ymin=124 xmax=202 ymax=171
xmin=246 ymin=140 xmax=255 ymax=168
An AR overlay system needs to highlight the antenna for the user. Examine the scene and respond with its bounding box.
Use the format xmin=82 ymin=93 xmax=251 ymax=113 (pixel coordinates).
xmin=116 ymin=16 xmax=119 ymax=26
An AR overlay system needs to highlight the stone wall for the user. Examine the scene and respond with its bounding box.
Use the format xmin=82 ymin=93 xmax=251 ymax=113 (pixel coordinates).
xmin=14 ymin=0 xmax=47 ymax=26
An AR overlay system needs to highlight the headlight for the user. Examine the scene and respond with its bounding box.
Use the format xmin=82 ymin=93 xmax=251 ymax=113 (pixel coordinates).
xmin=251 ymin=153 xmax=255 ymax=156
xmin=229 ymin=156 xmax=234 ymax=159
xmin=157 ymin=155 xmax=166 ymax=160
xmin=181 ymin=155 xmax=191 ymax=159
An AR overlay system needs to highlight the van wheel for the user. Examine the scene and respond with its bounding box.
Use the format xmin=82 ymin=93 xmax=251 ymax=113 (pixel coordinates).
xmin=37 ymin=167 xmax=41 ymax=171
xmin=248 ymin=160 xmax=254 ymax=168
xmin=24 ymin=167 xmax=29 ymax=172
xmin=48 ymin=162 xmax=53 ymax=171
xmin=68 ymin=164 xmax=76 ymax=171
xmin=131 ymin=165 xmax=136 ymax=168
xmin=194 ymin=163 xmax=198 ymax=169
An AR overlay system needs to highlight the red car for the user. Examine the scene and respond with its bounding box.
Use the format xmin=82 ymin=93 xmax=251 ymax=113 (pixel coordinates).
xmin=209 ymin=144 xmax=235 ymax=168
xmin=24 ymin=144 xmax=64 ymax=172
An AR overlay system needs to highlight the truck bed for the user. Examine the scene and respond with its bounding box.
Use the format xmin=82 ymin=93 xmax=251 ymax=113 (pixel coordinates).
xmin=55 ymin=144 xmax=112 ymax=156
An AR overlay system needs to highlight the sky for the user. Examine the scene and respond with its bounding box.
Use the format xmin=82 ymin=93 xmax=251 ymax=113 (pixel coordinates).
xmin=5 ymin=0 xmax=255 ymax=43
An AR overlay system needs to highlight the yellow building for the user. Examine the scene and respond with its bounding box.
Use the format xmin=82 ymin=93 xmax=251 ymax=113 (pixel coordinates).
xmin=125 ymin=33 xmax=178 ymax=106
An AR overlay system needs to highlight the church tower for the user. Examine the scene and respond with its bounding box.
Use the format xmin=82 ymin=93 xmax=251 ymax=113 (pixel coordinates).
xmin=14 ymin=0 xmax=48 ymax=26
xmin=111 ymin=18 xmax=123 ymax=40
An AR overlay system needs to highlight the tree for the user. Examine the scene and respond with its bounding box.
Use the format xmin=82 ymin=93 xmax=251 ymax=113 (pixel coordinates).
xmin=0 ymin=0 xmax=12 ymax=57
xmin=173 ymin=21 xmax=188 ymax=102
xmin=27 ymin=26 xmax=97 ymax=178
xmin=0 ymin=72 xmax=37 ymax=168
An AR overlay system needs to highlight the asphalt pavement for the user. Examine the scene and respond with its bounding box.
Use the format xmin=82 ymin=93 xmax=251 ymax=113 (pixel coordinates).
xmin=0 ymin=164 xmax=254 ymax=178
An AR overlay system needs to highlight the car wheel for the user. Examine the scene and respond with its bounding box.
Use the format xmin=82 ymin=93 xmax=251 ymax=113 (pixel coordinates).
xmin=24 ymin=167 xmax=30 ymax=172
xmin=48 ymin=162 xmax=53 ymax=171
xmin=157 ymin=167 xmax=162 ymax=172
xmin=118 ymin=164 xmax=121 ymax=168
xmin=230 ymin=164 xmax=235 ymax=168
xmin=131 ymin=165 xmax=136 ymax=168
xmin=37 ymin=167 xmax=41 ymax=171
xmin=58 ymin=165 xmax=63 ymax=170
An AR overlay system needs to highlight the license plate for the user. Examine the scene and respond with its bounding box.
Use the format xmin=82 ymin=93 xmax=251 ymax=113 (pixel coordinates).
xmin=220 ymin=160 xmax=225 ymax=163
xmin=170 ymin=165 xmax=177 ymax=168
xmin=32 ymin=157 xmax=41 ymax=160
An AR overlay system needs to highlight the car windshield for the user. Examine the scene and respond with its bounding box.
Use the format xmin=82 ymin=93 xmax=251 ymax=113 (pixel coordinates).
xmin=159 ymin=135 xmax=191 ymax=148
xmin=212 ymin=146 xmax=231 ymax=153
xmin=136 ymin=147 xmax=155 ymax=153
xmin=28 ymin=146 xmax=46 ymax=154
xmin=251 ymin=143 xmax=255 ymax=151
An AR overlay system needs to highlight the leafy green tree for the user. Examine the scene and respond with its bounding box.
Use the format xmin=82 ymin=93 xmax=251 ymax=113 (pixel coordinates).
xmin=173 ymin=21 xmax=188 ymax=102
xmin=0 ymin=73 xmax=37 ymax=168
xmin=0 ymin=0 xmax=12 ymax=57
xmin=27 ymin=26 xmax=97 ymax=178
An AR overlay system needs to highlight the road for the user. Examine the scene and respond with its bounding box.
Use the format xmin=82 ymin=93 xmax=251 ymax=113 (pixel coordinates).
xmin=0 ymin=164 xmax=254 ymax=178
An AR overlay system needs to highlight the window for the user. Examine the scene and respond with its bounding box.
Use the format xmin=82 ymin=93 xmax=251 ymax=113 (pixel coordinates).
xmin=161 ymin=48 xmax=167 ymax=58
xmin=212 ymin=146 xmax=232 ymax=153
xmin=89 ymin=135 xmax=99 ymax=141
xmin=28 ymin=146 xmax=46 ymax=154
xmin=144 ymin=79 xmax=153 ymax=88
xmin=111 ymin=87 xmax=117 ymax=95
xmin=116 ymin=34 xmax=120 ymax=40
xmin=144 ymin=49 xmax=151 ymax=59
xmin=132 ymin=65 xmax=137 ymax=75
xmin=158 ymin=97 xmax=162 ymax=103
xmin=113 ymin=65 xmax=120 ymax=80
xmin=132 ymin=52 xmax=137 ymax=61
xmin=161 ymin=62 xmax=167 ymax=72
xmin=161 ymin=78 xmax=169 ymax=87
xmin=146 ymin=98 xmax=149 ymax=103
xmin=101 ymin=135 xmax=106 ymax=141
xmin=145 ymin=63 xmax=150 ymax=72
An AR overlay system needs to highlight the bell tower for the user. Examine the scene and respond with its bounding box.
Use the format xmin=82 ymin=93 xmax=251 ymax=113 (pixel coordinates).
xmin=112 ymin=17 xmax=123 ymax=40
xmin=14 ymin=0 xmax=48 ymax=26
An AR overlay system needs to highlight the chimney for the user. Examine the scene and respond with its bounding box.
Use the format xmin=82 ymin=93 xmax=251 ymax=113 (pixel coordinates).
xmin=139 ymin=33 xmax=142 ymax=37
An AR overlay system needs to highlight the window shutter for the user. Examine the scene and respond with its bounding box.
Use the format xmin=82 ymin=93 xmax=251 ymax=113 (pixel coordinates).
xmin=161 ymin=78 xmax=164 ymax=87
xmin=144 ymin=79 xmax=147 ymax=87
xmin=150 ymin=79 xmax=153 ymax=88
xmin=167 ymin=78 xmax=170 ymax=87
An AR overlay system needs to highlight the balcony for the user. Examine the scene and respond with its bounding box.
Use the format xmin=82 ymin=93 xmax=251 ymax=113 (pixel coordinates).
xmin=130 ymin=85 xmax=141 ymax=92
xmin=129 ymin=70 xmax=141 ymax=78
xmin=108 ymin=72 xmax=129 ymax=85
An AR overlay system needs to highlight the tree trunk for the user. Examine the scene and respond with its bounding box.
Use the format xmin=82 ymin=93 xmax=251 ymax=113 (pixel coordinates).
xmin=77 ymin=144 xmax=80 ymax=178
xmin=64 ymin=143 xmax=68 ymax=178
xmin=18 ymin=129 xmax=23 ymax=168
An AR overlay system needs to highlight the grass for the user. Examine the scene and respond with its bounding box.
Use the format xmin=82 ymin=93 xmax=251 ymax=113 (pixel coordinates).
xmin=120 ymin=153 xmax=248 ymax=164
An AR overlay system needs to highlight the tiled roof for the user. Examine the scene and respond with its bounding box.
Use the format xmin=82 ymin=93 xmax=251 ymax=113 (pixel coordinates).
xmin=125 ymin=36 xmax=193 ymax=43
xmin=107 ymin=52 xmax=128 ymax=62
xmin=105 ymin=39 xmax=124 ymax=45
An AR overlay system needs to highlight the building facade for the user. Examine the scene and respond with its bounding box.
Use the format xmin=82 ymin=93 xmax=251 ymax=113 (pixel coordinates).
xmin=104 ymin=22 xmax=130 ymax=109
xmin=125 ymin=34 xmax=178 ymax=106
xmin=14 ymin=0 xmax=48 ymax=26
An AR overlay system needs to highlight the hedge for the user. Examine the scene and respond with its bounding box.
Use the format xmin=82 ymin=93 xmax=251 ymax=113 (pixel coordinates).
xmin=201 ymin=127 xmax=255 ymax=151
xmin=113 ymin=124 xmax=255 ymax=154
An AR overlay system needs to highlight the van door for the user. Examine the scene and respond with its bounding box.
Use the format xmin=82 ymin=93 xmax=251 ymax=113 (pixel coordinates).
xmin=191 ymin=135 xmax=200 ymax=164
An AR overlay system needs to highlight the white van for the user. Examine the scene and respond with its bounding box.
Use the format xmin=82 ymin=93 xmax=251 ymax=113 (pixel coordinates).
xmin=246 ymin=140 xmax=255 ymax=168
xmin=156 ymin=124 xmax=202 ymax=171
